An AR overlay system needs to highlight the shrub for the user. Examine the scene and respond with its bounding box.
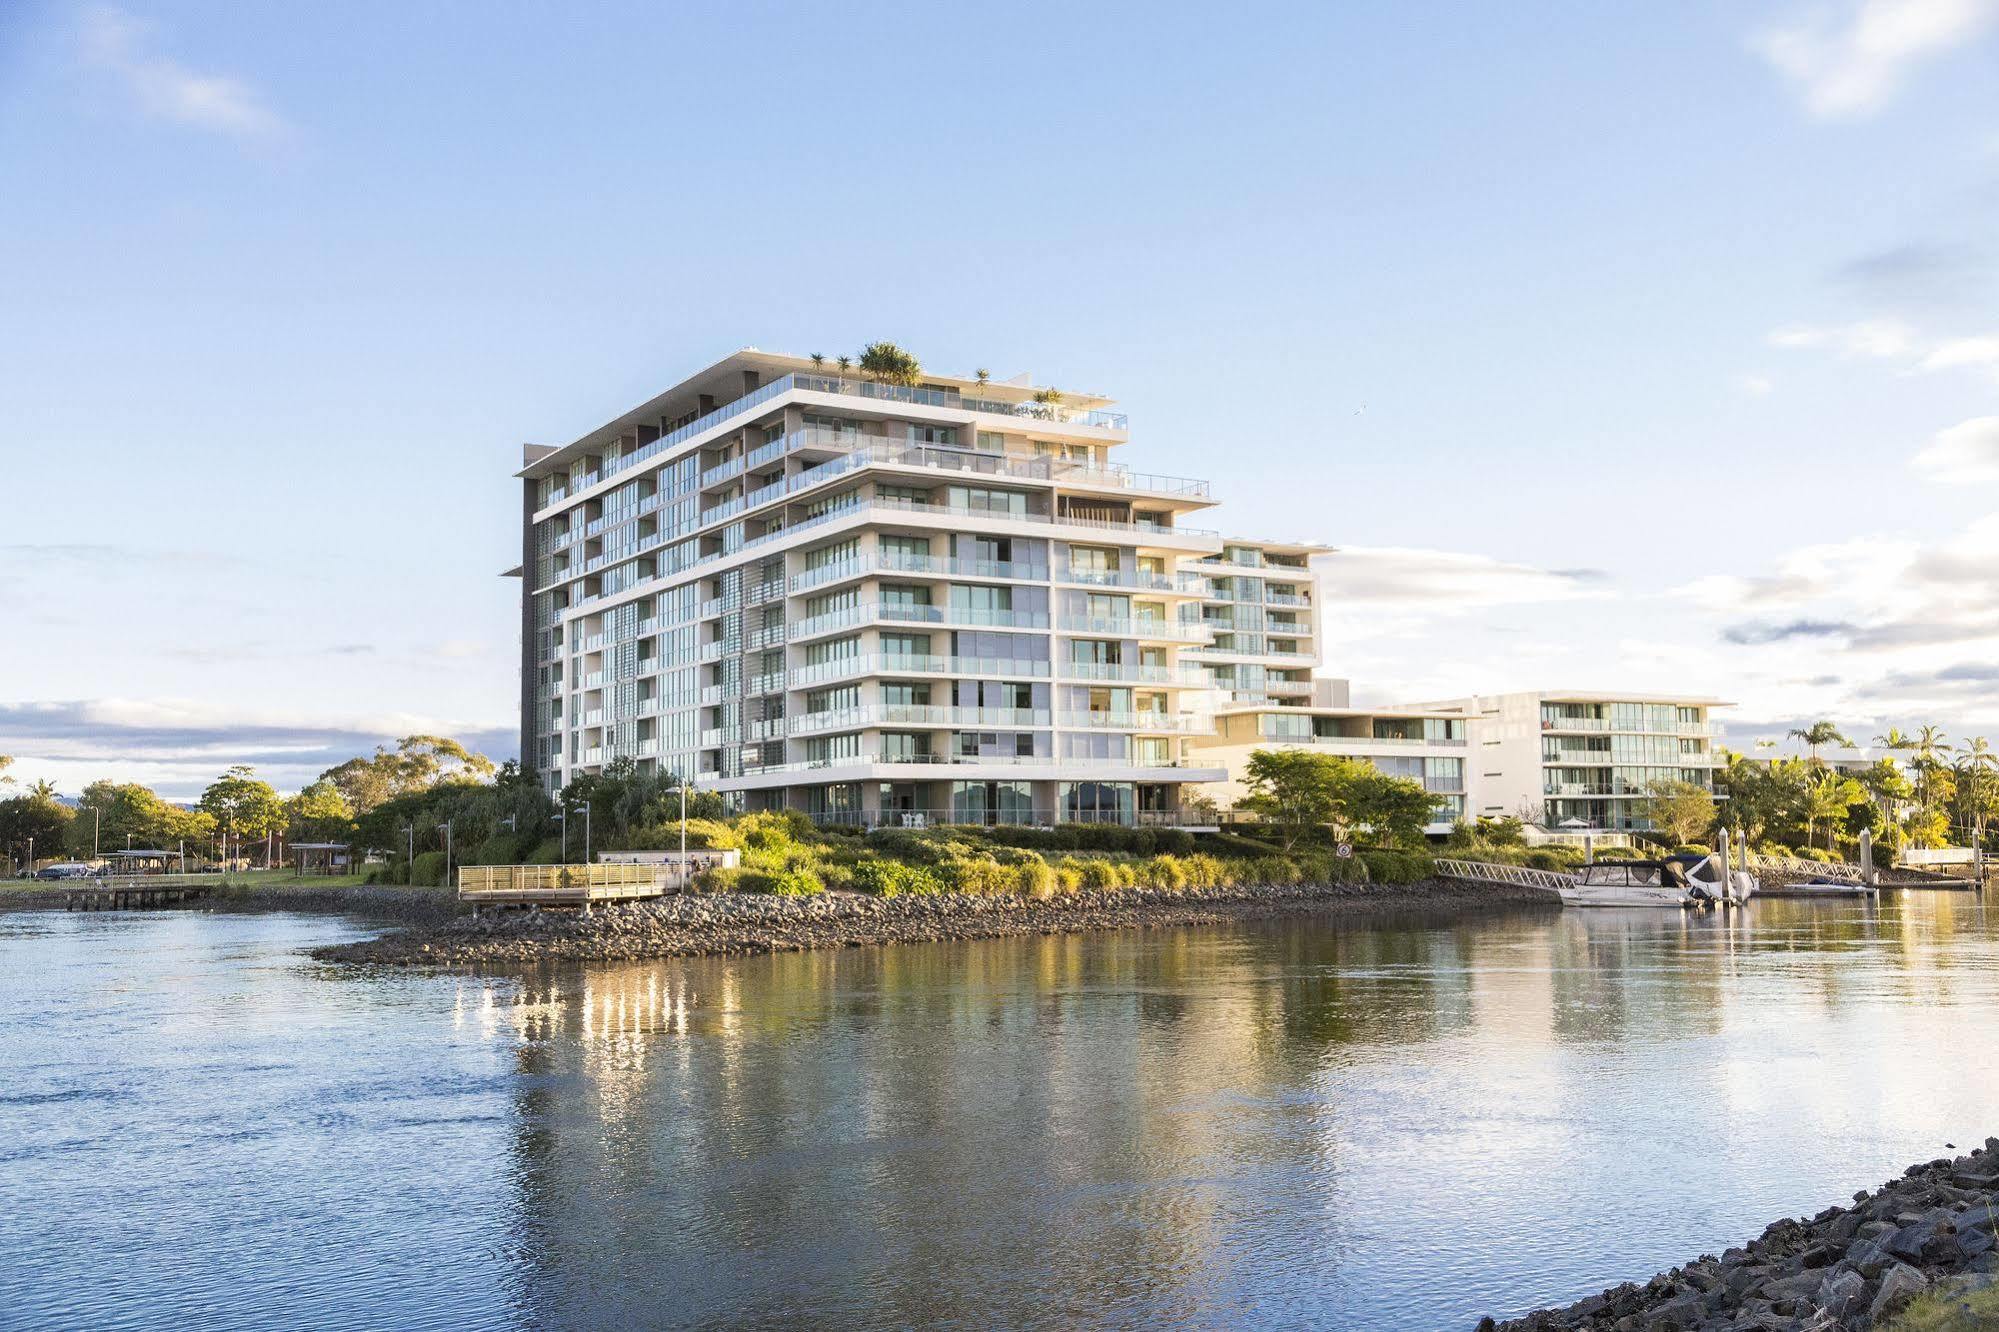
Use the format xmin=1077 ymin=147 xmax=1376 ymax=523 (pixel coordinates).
xmin=1358 ymin=847 xmax=1435 ymax=885
xmin=942 ymin=857 xmax=1018 ymax=896
xmin=1673 ymin=843 xmax=1713 ymax=857
xmin=1070 ymin=858 xmax=1120 ymax=892
xmin=409 ymin=850 xmax=449 ymax=887
xmin=1016 ymin=860 xmax=1057 ymax=899
xmin=771 ymin=867 xmax=824 ymax=896
xmin=1142 ymin=855 xmax=1187 ymax=890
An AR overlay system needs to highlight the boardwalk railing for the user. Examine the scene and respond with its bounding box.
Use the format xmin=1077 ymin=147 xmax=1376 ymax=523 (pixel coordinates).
xmin=456 ymin=862 xmax=687 ymax=906
xmin=1747 ymin=854 xmax=1865 ymax=883
xmin=1433 ymin=858 xmax=1575 ymax=894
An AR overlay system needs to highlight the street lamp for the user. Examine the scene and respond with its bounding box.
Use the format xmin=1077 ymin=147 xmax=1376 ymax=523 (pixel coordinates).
xmin=400 ymin=823 xmax=415 ymax=883
xmin=574 ymin=801 xmax=591 ymax=865
xmin=91 ymin=806 xmax=100 ymax=859
xmin=552 ymin=810 xmax=567 ymax=863
xmin=436 ymin=821 xmax=453 ymax=887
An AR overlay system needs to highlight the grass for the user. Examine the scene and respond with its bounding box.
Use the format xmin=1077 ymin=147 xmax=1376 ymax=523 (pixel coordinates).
xmin=1887 ymin=1281 xmax=1999 ymax=1330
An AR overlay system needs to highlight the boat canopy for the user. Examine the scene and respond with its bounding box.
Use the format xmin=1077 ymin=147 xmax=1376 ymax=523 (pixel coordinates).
xmin=1578 ymin=860 xmax=1691 ymax=888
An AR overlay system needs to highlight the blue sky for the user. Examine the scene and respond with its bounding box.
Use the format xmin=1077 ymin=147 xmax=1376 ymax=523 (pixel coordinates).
xmin=2 ymin=0 xmax=1997 ymax=797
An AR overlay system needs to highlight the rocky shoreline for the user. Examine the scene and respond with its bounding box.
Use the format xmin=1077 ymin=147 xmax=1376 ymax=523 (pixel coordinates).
xmin=1484 ymin=1141 xmax=1999 ymax=1330
xmin=309 ymin=876 xmax=1549 ymax=967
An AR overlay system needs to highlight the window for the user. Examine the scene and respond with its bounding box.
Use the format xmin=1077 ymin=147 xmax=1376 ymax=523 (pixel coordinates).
xmin=975 ymin=431 xmax=1006 ymax=452
xmin=877 ymin=483 xmax=929 ymax=505
xmin=803 ymin=413 xmax=860 ymax=440
xmin=947 ymin=485 xmax=1027 ymax=516
xmin=804 ymin=538 xmax=860 ymax=571
xmin=908 ymin=424 xmax=958 ymax=446
xmin=882 ymin=682 xmax=930 ymax=706
xmin=880 ymin=533 xmax=931 ymax=560
xmin=881 ymin=732 xmax=930 ymax=761
xmin=881 ymin=632 xmax=932 ymax=658
xmin=952 ymin=584 xmax=1012 ymax=613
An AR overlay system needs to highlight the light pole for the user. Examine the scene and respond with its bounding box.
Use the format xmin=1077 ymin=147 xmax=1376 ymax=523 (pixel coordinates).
xmin=401 ymin=823 xmax=414 ymax=884
xmin=553 ymin=810 xmax=567 ymax=863
xmin=437 ymin=821 xmax=453 ymax=887
xmin=91 ymin=806 xmax=100 ymax=859
xmin=575 ymin=801 xmax=591 ymax=865
xmin=25 ymin=836 xmax=33 ymax=876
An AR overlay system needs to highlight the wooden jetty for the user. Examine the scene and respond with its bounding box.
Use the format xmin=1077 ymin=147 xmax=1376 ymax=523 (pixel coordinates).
xmin=458 ymin=862 xmax=682 ymax=912
xmin=65 ymin=878 xmax=216 ymax=911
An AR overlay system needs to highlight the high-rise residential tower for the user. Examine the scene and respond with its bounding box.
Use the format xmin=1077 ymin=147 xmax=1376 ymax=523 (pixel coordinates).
xmin=512 ymin=349 xmax=1327 ymax=828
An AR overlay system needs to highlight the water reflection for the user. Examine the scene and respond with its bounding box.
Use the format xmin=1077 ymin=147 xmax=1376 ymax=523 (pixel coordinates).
xmin=3 ymin=897 xmax=1997 ymax=1330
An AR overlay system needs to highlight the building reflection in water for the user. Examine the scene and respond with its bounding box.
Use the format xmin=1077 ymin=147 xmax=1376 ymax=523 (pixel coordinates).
xmin=449 ymin=895 xmax=1999 ymax=1330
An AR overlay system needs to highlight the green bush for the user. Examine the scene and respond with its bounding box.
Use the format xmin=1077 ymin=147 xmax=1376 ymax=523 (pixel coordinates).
xmin=409 ymin=850 xmax=449 ymax=887
xmin=1358 ymin=847 xmax=1435 ymax=884
xmin=771 ymin=867 xmax=824 ymax=896
xmin=1673 ymin=843 xmax=1713 ymax=856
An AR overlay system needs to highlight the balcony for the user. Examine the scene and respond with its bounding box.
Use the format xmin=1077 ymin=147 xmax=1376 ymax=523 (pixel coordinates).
xmin=788 ymin=653 xmax=1053 ymax=687
xmin=790 ymin=705 xmax=1053 ymax=736
xmin=1059 ymin=711 xmax=1212 ymax=733
xmin=789 ymin=601 xmax=1053 ymax=640
xmin=1254 ymin=732 xmax=1467 ymax=750
xmin=1058 ymin=661 xmax=1206 ymax=685
xmin=1057 ymin=616 xmax=1212 ymax=643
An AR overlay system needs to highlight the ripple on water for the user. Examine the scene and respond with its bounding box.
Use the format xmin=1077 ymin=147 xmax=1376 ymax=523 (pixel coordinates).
xmin=1 ymin=899 xmax=1997 ymax=1329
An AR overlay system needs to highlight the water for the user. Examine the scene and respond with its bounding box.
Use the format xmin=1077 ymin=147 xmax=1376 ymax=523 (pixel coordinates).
xmin=3 ymin=897 xmax=1997 ymax=1331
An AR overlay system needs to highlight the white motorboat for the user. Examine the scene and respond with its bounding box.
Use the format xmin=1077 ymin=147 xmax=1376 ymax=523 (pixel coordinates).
xmin=1559 ymin=859 xmax=1712 ymax=908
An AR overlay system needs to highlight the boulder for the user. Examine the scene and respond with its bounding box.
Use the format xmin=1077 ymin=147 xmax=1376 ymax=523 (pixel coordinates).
xmin=1815 ymin=1266 xmax=1866 ymax=1319
xmin=1869 ymin=1261 xmax=1929 ymax=1324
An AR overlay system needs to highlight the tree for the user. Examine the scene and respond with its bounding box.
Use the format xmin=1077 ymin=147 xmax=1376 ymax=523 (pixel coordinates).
xmin=1 ymin=793 xmax=73 ymax=868
xmin=319 ymin=735 xmax=496 ymax=814
xmin=1912 ymin=725 xmax=1951 ymax=815
xmin=1871 ymin=727 xmax=1914 ymax=754
xmin=1239 ymin=750 xmax=1434 ymax=850
xmin=1803 ymin=769 xmax=1866 ymax=851
xmin=809 ymin=352 xmax=825 ymax=375
xmin=199 ymin=767 xmax=286 ymax=856
xmin=1857 ymin=757 xmax=1915 ymax=852
xmin=1641 ymin=779 xmax=1717 ymax=846
xmin=1337 ymin=765 xmax=1438 ymax=847
xmin=0 ymin=755 xmax=13 ymax=786
xmin=69 ymin=780 xmax=213 ymax=857
xmin=1788 ymin=720 xmax=1853 ymax=762
xmin=285 ymin=780 xmax=354 ymax=843
xmin=856 ymin=341 xmax=922 ymax=387
xmin=1952 ymin=736 xmax=1999 ymax=850
xmin=1239 ymin=749 xmax=1340 ymax=850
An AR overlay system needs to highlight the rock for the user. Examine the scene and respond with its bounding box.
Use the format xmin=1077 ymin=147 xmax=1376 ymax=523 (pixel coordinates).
xmin=1869 ymin=1261 xmax=1929 ymax=1324
xmin=1815 ymin=1267 xmax=1865 ymax=1318
xmin=1846 ymin=1238 xmax=1892 ymax=1279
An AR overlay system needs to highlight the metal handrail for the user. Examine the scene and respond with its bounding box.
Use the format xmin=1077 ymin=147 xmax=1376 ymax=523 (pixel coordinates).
xmin=1434 ymin=858 xmax=1575 ymax=893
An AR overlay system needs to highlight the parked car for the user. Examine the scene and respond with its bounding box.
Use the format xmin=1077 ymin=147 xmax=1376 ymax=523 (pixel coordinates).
xmin=34 ymin=863 xmax=97 ymax=881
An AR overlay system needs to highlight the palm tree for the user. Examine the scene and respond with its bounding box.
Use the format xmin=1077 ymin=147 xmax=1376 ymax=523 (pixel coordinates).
xmin=835 ymin=355 xmax=852 ymax=378
xmin=1872 ymin=727 xmax=1913 ymax=753
xmin=28 ymin=779 xmax=57 ymax=801
xmin=1788 ymin=720 xmax=1854 ymax=762
xmin=857 ymin=341 xmax=922 ymax=387
xmin=809 ymin=352 xmax=826 ymax=377
xmin=975 ymin=367 xmax=991 ymax=386
xmin=1955 ymin=736 xmax=1998 ymax=849
xmin=1804 ymin=769 xmax=1863 ymax=851
xmin=1914 ymin=724 xmax=1950 ymax=814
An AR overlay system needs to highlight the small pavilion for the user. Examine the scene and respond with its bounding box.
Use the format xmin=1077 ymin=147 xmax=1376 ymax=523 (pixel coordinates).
xmin=291 ymin=842 xmax=354 ymax=876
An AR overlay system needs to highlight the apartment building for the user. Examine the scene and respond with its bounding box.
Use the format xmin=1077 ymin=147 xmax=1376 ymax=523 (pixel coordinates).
xmin=1188 ymin=680 xmax=1471 ymax=833
xmin=1407 ymin=691 xmax=1730 ymax=832
xmin=512 ymin=349 xmax=1329 ymax=829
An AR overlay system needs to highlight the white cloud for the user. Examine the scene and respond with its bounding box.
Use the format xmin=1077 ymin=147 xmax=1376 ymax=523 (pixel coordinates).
xmin=1920 ymin=334 xmax=1999 ymax=377
xmin=1738 ymin=373 xmax=1776 ymax=396
xmin=1913 ymin=416 xmax=1999 ymax=481
xmin=1752 ymin=0 xmax=1999 ymax=118
xmin=1767 ymin=319 xmax=1918 ymax=358
xmin=81 ymin=6 xmax=289 ymax=144
xmin=1770 ymin=318 xmax=1999 ymax=383
xmin=1313 ymin=547 xmax=1605 ymax=608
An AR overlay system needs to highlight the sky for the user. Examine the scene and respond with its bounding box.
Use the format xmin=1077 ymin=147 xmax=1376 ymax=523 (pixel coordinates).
xmin=0 ymin=0 xmax=1996 ymax=799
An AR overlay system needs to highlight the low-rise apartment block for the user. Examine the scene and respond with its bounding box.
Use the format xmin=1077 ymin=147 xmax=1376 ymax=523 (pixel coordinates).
xmin=1406 ymin=691 xmax=1730 ymax=832
xmin=512 ymin=349 xmax=1328 ymax=829
xmin=1188 ymin=680 xmax=1470 ymax=833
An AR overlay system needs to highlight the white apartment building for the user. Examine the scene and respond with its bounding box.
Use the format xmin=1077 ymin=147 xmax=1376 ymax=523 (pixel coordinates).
xmin=512 ymin=349 xmax=1331 ymax=829
xmin=1407 ymin=691 xmax=1730 ymax=832
xmin=1188 ymin=680 xmax=1471 ymax=833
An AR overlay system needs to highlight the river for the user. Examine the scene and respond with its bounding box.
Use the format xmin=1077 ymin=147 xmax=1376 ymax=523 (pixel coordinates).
xmin=3 ymin=896 xmax=1996 ymax=1330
